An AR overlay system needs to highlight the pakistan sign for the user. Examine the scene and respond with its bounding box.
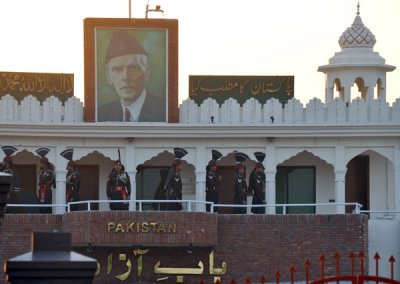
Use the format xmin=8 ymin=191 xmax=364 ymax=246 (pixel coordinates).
xmin=189 ymin=75 xmax=294 ymax=105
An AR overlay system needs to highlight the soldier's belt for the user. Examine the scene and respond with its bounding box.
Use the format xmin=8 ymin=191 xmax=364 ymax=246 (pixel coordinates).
xmin=112 ymin=186 xmax=125 ymax=191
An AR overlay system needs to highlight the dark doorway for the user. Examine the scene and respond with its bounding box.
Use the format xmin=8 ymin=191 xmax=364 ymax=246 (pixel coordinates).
xmin=136 ymin=166 xmax=169 ymax=211
xmin=78 ymin=165 xmax=99 ymax=210
xmin=8 ymin=164 xmax=40 ymax=213
xmin=345 ymin=155 xmax=369 ymax=213
xmin=276 ymin=166 xmax=316 ymax=214
xmin=14 ymin=164 xmax=36 ymax=193
xmin=216 ymin=166 xmax=246 ymax=214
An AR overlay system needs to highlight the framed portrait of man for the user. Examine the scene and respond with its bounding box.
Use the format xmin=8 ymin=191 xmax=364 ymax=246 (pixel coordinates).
xmin=84 ymin=18 xmax=178 ymax=123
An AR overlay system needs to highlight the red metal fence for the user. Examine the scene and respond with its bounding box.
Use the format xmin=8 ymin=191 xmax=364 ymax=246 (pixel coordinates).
xmin=198 ymin=252 xmax=399 ymax=284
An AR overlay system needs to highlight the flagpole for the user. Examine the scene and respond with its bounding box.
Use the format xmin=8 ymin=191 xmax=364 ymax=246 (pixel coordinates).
xmin=129 ymin=0 xmax=132 ymax=18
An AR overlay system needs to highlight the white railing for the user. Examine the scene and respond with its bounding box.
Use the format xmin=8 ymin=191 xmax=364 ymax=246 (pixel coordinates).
xmin=180 ymin=97 xmax=400 ymax=124
xmin=359 ymin=209 xmax=400 ymax=219
xmin=0 ymin=94 xmax=83 ymax=123
xmin=6 ymin=200 xmax=363 ymax=215
xmin=213 ymin=202 xmax=363 ymax=214
xmin=1 ymin=94 xmax=399 ymax=125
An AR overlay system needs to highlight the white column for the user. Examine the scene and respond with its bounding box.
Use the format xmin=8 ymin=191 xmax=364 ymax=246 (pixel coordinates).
xmin=367 ymin=86 xmax=374 ymax=104
xmin=395 ymin=145 xmax=400 ymax=220
xmin=265 ymin=171 xmax=276 ymax=214
xmin=195 ymin=144 xmax=207 ymax=212
xmin=265 ymin=142 xmax=277 ymax=214
xmin=334 ymin=171 xmax=346 ymax=214
xmin=344 ymin=85 xmax=352 ymax=104
xmin=54 ymin=145 xmax=67 ymax=214
xmin=125 ymin=143 xmax=136 ymax=211
xmin=334 ymin=144 xmax=346 ymax=214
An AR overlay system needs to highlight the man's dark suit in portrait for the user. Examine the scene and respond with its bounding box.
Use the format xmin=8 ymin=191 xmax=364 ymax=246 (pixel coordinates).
xmin=98 ymin=30 xmax=166 ymax=122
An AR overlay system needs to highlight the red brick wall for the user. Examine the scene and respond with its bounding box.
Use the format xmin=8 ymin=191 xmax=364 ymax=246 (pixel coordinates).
xmin=62 ymin=211 xmax=218 ymax=246
xmin=0 ymin=213 xmax=368 ymax=284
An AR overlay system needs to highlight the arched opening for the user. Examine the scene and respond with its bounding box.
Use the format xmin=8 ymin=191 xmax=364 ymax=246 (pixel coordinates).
xmin=136 ymin=151 xmax=195 ymax=211
xmin=351 ymin=77 xmax=366 ymax=101
xmin=276 ymin=150 xmax=335 ymax=214
xmin=206 ymin=151 xmax=256 ymax=214
xmin=345 ymin=150 xmax=395 ymax=218
xmin=374 ymin=78 xmax=382 ymax=99
xmin=7 ymin=150 xmax=41 ymax=213
xmin=76 ymin=151 xmax=113 ymax=211
xmin=333 ymin=78 xmax=343 ymax=100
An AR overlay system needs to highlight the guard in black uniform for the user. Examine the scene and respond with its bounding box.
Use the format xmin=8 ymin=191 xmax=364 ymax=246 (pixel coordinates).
xmin=1 ymin=145 xmax=21 ymax=191
xmin=66 ymin=161 xmax=80 ymax=211
xmin=36 ymin=147 xmax=55 ymax=214
xmin=164 ymin=147 xmax=187 ymax=211
xmin=233 ymin=152 xmax=249 ymax=214
xmin=60 ymin=149 xmax=80 ymax=211
xmin=249 ymin=152 xmax=266 ymax=214
xmin=106 ymin=160 xmax=131 ymax=210
xmin=206 ymin=150 xmax=222 ymax=212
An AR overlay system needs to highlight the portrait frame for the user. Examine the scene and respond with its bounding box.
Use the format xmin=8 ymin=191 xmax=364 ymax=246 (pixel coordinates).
xmin=84 ymin=18 xmax=178 ymax=122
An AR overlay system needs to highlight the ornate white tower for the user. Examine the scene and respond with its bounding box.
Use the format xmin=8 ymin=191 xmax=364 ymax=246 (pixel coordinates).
xmin=318 ymin=3 xmax=396 ymax=104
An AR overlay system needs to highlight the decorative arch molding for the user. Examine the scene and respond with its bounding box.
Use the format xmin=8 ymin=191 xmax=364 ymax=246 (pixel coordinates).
xmin=345 ymin=147 xmax=395 ymax=165
xmin=10 ymin=149 xmax=41 ymax=164
xmin=135 ymin=148 xmax=196 ymax=170
xmin=6 ymin=146 xmax=57 ymax=163
xmin=74 ymin=150 xmax=114 ymax=163
xmin=276 ymin=148 xmax=335 ymax=167
xmin=72 ymin=147 xmax=120 ymax=163
xmin=210 ymin=149 xmax=266 ymax=165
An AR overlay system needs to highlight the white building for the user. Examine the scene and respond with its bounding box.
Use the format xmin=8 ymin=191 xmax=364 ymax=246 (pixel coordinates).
xmin=0 ymin=4 xmax=399 ymax=278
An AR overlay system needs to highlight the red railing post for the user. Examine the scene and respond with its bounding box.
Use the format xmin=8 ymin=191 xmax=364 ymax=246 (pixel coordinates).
xmin=304 ymin=258 xmax=310 ymax=284
xmin=245 ymin=277 xmax=251 ymax=284
xmin=289 ymin=266 xmax=296 ymax=284
xmin=230 ymin=279 xmax=237 ymax=284
xmin=349 ymin=251 xmax=355 ymax=276
xmin=320 ymin=254 xmax=326 ymax=279
xmin=260 ymin=274 xmax=266 ymax=284
xmin=334 ymin=252 xmax=340 ymax=277
xmin=374 ymin=252 xmax=380 ymax=284
xmin=215 ymin=280 xmax=221 ymax=284
xmin=275 ymin=271 xmax=281 ymax=284
xmin=389 ymin=255 xmax=396 ymax=280
xmin=359 ymin=251 xmax=365 ymax=276
xmin=199 ymin=280 xmax=205 ymax=284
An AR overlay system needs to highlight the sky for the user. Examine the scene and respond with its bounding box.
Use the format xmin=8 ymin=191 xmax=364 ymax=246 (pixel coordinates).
xmin=0 ymin=0 xmax=399 ymax=105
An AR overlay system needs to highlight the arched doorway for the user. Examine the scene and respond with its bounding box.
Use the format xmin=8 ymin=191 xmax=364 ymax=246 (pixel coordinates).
xmin=135 ymin=151 xmax=195 ymax=211
xmin=276 ymin=150 xmax=335 ymax=214
xmin=345 ymin=155 xmax=369 ymax=213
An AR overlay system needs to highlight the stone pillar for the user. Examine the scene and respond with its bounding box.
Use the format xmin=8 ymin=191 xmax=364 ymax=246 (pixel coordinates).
xmin=265 ymin=142 xmax=277 ymax=214
xmin=343 ymin=85 xmax=352 ymax=104
xmin=195 ymin=170 xmax=206 ymax=212
xmin=265 ymin=171 xmax=276 ymax=214
xmin=54 ymin=146 xmax=67 ymax=214
xmin=325 ymin=86 xmax=333 ymax=105
xmin=125 ymin=144 xmax=136 ymax=211
xmin=54 ymin=170 xmax=67 ymax=214
xmin=395 ymin=146 xmax=400 ymax=220
xmin=195 ymin=144 xmax=207 ymax=212
xmin=334 ymin=144 xmax=346 ymax=214
xmin=367 ymin=85 xmax=374 ymax=104
xmin=334 ymin=171 xmax=346 ymax=214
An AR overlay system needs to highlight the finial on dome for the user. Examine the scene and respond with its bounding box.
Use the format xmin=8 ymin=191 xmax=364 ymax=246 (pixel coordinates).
xmin=356 ymin=2 xmax=360 ymax=16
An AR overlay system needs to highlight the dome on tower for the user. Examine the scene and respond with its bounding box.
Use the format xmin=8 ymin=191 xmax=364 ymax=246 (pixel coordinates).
xmin=338 ymin=3 xmax=376 ymax=49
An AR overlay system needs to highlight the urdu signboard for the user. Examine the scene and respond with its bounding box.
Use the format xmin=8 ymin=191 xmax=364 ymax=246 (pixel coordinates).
xmin=0 ymin=71 xmax=74 ymax=102
xmin=189 ymin=75 xmax=294 ymax=105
